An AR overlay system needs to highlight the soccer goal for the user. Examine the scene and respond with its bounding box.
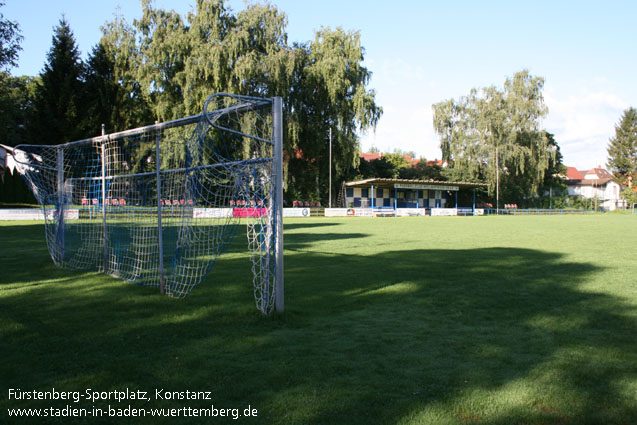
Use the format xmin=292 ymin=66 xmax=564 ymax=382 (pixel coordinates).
xmin=13 ymin=93 xmax=284 ymax=314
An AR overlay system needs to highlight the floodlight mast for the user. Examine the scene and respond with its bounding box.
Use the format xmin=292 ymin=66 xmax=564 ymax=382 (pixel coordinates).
xmin=329 ymin=127 xmax=332 ymax=208
xmin=496 ymin=145 xmax=499 ymax=215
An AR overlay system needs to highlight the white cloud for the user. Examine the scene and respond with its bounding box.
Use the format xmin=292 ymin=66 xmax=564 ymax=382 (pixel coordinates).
xmin=359 ymin=58 xmax=444 ymax=160
xmin=361 ymin=57 xmax=631 ymax=172
xmin=361 ymin=105 xmax=442 ymax=160
xmin=544 ymin=87 xmax=628 ymax=170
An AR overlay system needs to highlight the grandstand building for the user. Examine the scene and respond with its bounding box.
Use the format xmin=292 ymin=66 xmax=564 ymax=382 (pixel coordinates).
xmin=342 ymin=178 xmax=487 ymax=215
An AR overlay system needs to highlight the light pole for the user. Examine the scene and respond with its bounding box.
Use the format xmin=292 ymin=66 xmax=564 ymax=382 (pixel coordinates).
xmin=495 ymin=145 xmax=499 ymax=215
xmin=328 ymin=127 xmax=332 ymax=208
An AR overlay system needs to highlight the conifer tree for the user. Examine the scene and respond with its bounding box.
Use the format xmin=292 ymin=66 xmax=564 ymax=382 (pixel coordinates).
xmin=607 ymin=107 xmax=637 ymax=186
xmin=28 ymin=18 xmax=86 ymax=144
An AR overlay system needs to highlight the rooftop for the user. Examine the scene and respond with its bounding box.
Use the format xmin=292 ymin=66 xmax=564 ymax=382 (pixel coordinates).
xmin=345 ymin=177 xmax=487 ymax=189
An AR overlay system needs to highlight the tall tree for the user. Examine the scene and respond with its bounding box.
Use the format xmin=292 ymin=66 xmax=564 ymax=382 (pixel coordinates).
xmin=286 ymin=27 xmax=381 ymax=201
xmin=28 ymin=18 xmax=86 ymax=145
xmin=101 ymin=0 xmax=381 ymax=203
xmin=0 ymin=74 xmax=38 ymax=204
xmin=503 ymin=131 xmax=565 ymax=207
xmin=0 ymin=74 xmax=36 ymax=146
xmin=134 ymin=2 xmax=189 ymax=121
xmin=538 ymin=131 xmax=566 ymax=193
xmin=607 ymin=107 xmax=637 ymax=188
xmin=0 ymin=1 xmax=29 ymax=146
xmin=96 ymin=14 xmax=152 ymax=133
xmin=84 ymin=41 xmax=151 ymax=133
xmin=83 ymin=43 xmax=118 ymax=133
xmin=0 ymin=1 xmax=22 ymax=71
xmin=432 ymin=70 xmax=552 ymax=204
xmin=0 ymin=6 xmax=36 ymax=204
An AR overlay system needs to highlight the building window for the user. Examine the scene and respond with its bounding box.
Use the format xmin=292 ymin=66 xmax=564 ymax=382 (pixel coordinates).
xmin=362 ymin=188 xmax=369 ymax=198
xmin=398 ymin=191 xmax=414 ymax=201
xmin=377 ymin=188 xmax=384 ymax=198
xmin=346 ymin=188 xmax=353 ymax=197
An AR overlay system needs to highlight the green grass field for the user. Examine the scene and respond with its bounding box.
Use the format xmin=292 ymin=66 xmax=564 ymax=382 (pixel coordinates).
xmin=1 ymin=215 xmax=636 ymax=424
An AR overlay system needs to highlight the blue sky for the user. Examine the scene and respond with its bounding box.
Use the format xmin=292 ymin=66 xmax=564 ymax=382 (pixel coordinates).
xmin=4 ymin=0 xmax=636 ymax=169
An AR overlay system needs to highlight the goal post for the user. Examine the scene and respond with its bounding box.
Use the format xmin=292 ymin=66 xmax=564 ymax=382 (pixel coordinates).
xmin=13 ymin=93 xmax=284 ymax=315
xmin=273 ymin=96 xmax=284 ymax=313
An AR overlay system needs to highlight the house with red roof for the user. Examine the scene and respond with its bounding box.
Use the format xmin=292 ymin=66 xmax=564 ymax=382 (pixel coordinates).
xmin=360 ymin=152 xmax=383 ymax=162
xmin=359 ymin=152 xmax=446 ymax=167
xmin=565 ymin=167 xmax=583 ymax=180
xmin=566 ymin=166 xmax=623 ymax=210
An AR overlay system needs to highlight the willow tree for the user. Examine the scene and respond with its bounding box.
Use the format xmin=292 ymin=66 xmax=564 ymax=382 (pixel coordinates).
xmin=98 ymin=0 xmax=380 ymax=203
xmin=433 ymin=70 xmax=552 ymax=205
xmin=286 ymin=27 xmax=381 ymax=201
xmin=28 ymin=18 xmax=87 ymax=145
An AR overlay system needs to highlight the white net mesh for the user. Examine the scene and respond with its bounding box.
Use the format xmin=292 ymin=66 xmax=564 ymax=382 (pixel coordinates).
xmin=14 ymin=93 xmax=281 ymax=314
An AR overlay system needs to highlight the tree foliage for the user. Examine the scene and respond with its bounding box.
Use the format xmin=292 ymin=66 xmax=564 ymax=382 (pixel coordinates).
xmin=96 ymin=14 xmax=152 ymax=134
xmin=358 ymin=151 xmax=444 ymax=181
xmin=0 ymin=1 xmax=22 ymax=71
xmin=399 ymin=161 xmax=444 ymax=181
xmin=0 ymin=74 xmax=36 ymax=146
xmin=0 ymin=4 xmax=35 ymax=203
xmin=0 ymin=73 xmax=38 ymax=203
xmin=97 ymin=0 xmax=381 ymax=203
xmin=1 ymin=1 xmax=381 ymax=204
xmin=607 ymin=107 xmax=637 ymax=190
xmin=287 ymin=26 xmax=381 ymax=202
xmin=84 ymin=41 xmax=151 ymax=133
xmin=502 ymin=131 xmax=565 ymax=207
xmin=358 ymin=157 xmax=403 ymax=179
xmin=540 ymin=132 xmax=566 ymax=189
xmin=432 ymin=70 xmax=554 ymax=203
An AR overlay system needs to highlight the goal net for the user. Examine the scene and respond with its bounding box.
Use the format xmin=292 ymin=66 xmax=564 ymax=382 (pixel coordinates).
xmin=13 ymin=93 xmax=284 ymax=314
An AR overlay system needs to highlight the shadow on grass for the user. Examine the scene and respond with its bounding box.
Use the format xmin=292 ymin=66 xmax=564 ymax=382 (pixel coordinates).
xmin=284 ymin=222 xmax=341 ymax=231
xmin=1 ymin=224 xmax=635 ymax=424
xmin=0 ymin=224 xmax=75 ymax=285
